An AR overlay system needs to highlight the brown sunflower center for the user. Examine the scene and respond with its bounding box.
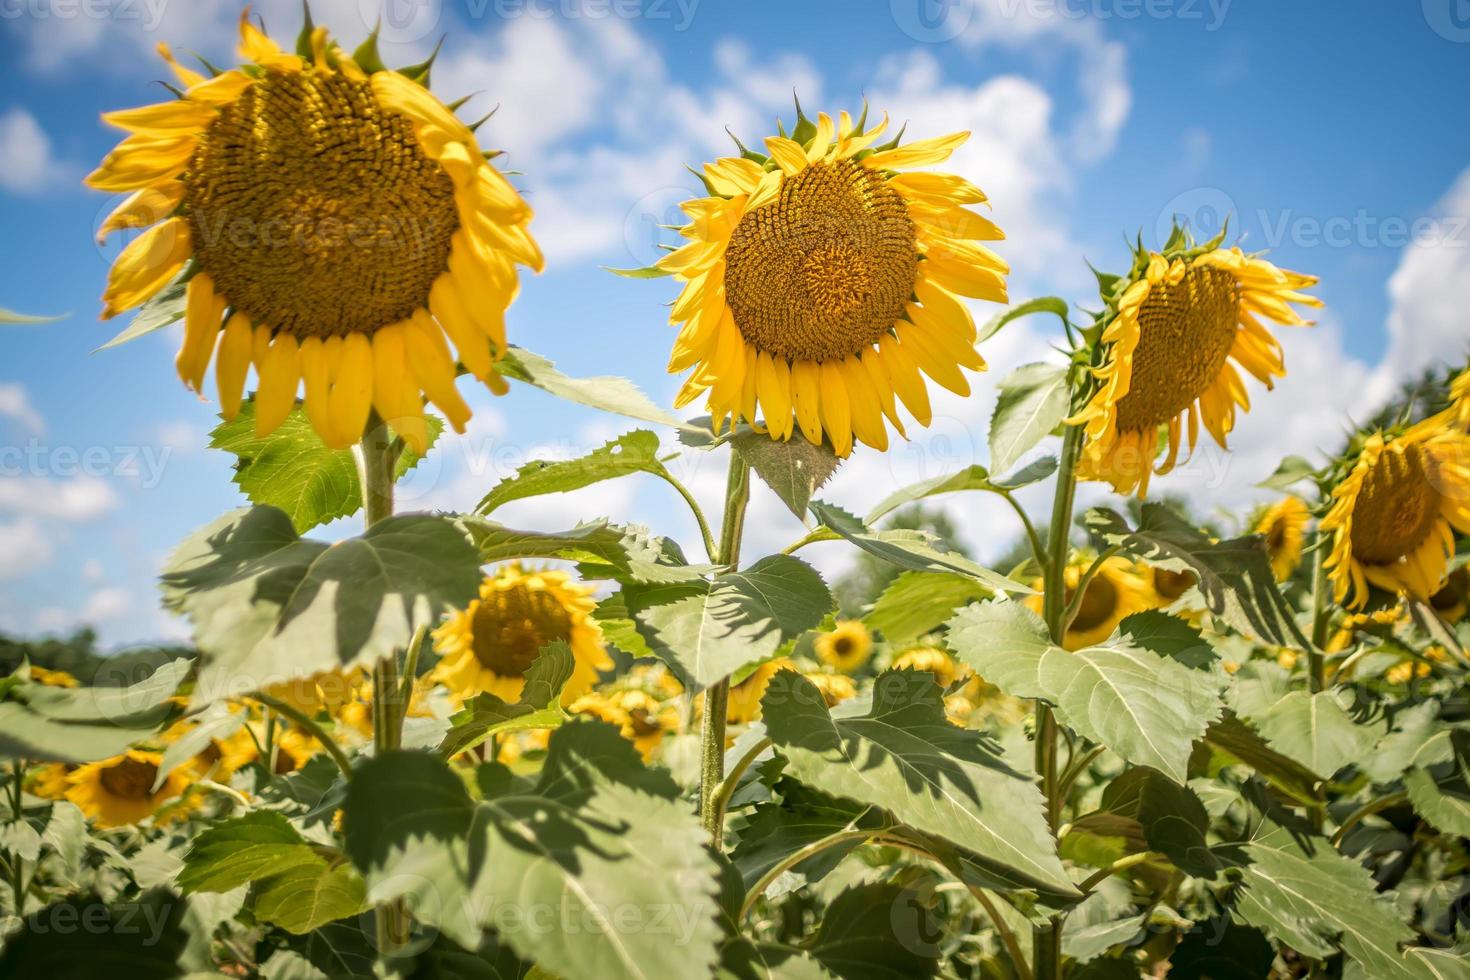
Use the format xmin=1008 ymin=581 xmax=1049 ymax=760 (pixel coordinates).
xmin=184 ymin=69 xmax=459 ymax=339
xmin=1265 ymin=519 xmax=1289 ymax=552
xmin=832 ymin=636 xmax=854 ymax=656
xmin=1153 ymin=568 xmax=1196 ymax=601
xmin=99 ymin=758 xmax=159 ymax=800
xmin=1068 ymin=572 xmax=1120 ymax=634
xmin=723 ymin=160 xmax=917 ymax=363
xmin=1351 ymin=444 xmax=1442 ymax=565
xmin=471 ymin=583 xmax=574 ymax=678
xmin=1115 ymin=265 xmax=1242 ymax=431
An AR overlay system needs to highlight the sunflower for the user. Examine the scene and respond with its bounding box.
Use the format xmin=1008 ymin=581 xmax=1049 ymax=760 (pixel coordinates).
xmin=28 ymin=764 xmax=74 ymax=800
xmin=1147 ymin=565 xmax=1198 ymax=607
xmin=891 ymin=646 xmax=964 ymax=688
xmin=87 ymin=11 xmax=539 ymax=453
xmin=1322 ymin=417 xmax=1470 ymax=608
xmin=572 ymin=689 xmax=679 ymax=760
xmin=28 ymin=666 xmax=79 ymax=688
xmin=814 ymin=620 xmax=873 ymax=673
xmin=804 ymin=671 xmax=858 ymax=708
xmin=657 ymin=104 xmax=1006 ymax=456
xmin=1026 ymin=556 xmax=1153 ymax=650
xmin=66 ymin=750 xmax=192 ymax=828
xmin=1430 ymin=566 xmax=1469 ymax=624
xmin=431 ymin=564 xmax=610 ymax=704
xmin=1074 ymin=236 xmax=1321 ymax=496
xmin=1254 ymin=496 xmax=1310 ymax=581
xmin=725 ymin=659 xmax=794 ymax=725
xmin=268 ymin=727 xmax=322 ymax=774
xmin=1450 ymin=365 xmax=1470 ymax=428
xmin=259 ymin=666 xmax=365 ymax=716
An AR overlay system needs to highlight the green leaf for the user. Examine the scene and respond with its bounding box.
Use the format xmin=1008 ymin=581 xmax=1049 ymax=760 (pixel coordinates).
xmin=437 ymin=642 xmax=573 ymax=757
xmin=605 ymin=264 xmax=672 ymax=279
xmin=592 ymin=591 xmax=657 ymax=659
xmin=499 ymin=347 xmax=698 ymax=434
xmin=461 ymin=516 xmax=706 ymax=585
xmin=809 ymin=882 xmax=940 ymax=980
xmin=1097 ymin=767 xmax=1217 ymax=877
xmin=96 ymin=273 xmax=187 ymax=350
xmin=977 ymin=296 xmax=1069 ymax=344
xmin=1404 ymin=730 xmax=1470 ymax=835
xmin=866 ymin=465 xmax=997 ymax=525
xmin=152 ymin=701 xmax=244 ymax=790
xmin=719 ymin=939 xmax=836 ymax=980
xmin=730 ymin=789 xmax=882 ymax=895
xmin=478 ymin=430 xmax=671 ymax=515
xmin=0 ymin=659 xmax=190 ymax=763
xmin=1200 ymin=714 xmax=1321 ymax=803
xmin=178 ymin=811 xmax=322 ymax=893
xmin=809 ymin=501 xmax=1030 ymax=595
xmin=254 ymin=860 xmax=367 ymax=935
xmin=1259 ymin=454 xmax=1319 ymax=491
xmin=1171 ymin=921 xmax=1275 ymax=980
xmin=0 ymin=307 xmax=62 ymax=324
xmin=989 ymin=362 xmax=1070 ymax=475
xmin=1251 ymin=690 xmax=1385 ymax=779
xmin=1086 ymin=504 xmax=1305 ymax=647
xmin=1364 ymin=701 xmax=1441 ymax=784
xmin=761 ymin=669 xmax=1076 ymax=898
xmin=730 ymin=428 xmax=842 ymax=520
xmin=1061 ymin=902 xmax=1146 ymax=964
xmin=865 ymin=571 xmax=989 ymax=647
xmin=0 ymin=889 xmax=190 ymax=976
xmin=1236 ymin=824 xmax=1426 ymax=979
xmin=946 ymin=602 xmax=1226 ymax=783
xmin=161 ymin=506 xmax=481 ymax=702
xmin=622 ymin=555 xmax=833 ymax=689
xmin=211 ymin=401 xmax=443 ymax=532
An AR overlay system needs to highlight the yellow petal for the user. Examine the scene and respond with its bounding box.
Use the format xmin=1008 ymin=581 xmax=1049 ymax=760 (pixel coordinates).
xmin=818 ymin=361 xmax=852 ymax=457
xmin=841 ymin=357 xmax=887 ymax=452
xmin=215 ymin=312 xmax=253 ymax=421
xmin=764 ymin=136 xmax=809 ymax=176
xmin=255 ymin=334 xmax=301 ymax=438
xmin=102 ymin=218 xmax=191 ymax=318
xmin=184 ymin=71 xmax=256 ymax=106
xmin=879 ymin=333 xmax=931 ymax=426
xmin=429 ymin=275 xmax=492 ymax=380
xmin=174 ymin=273 xmax=218 ymax=391
xmin=755 ymin=351 xmax=792 ymax=441
xmin=329 ymin=333 xmax=374 ymax=447
xmin=156 ymin=42 xmax=204 ymax=88
xmin=864 ymin=131 xmax=969 ymax=170
xmin=790 ymin=360 xmax=823 ymax=445
xmin=102 ymin=100 xmax=216 ymax=136
xmin=299 ymin=335 xmax=334 ymax=441
xmin=97 ymin=183 xmax=185 ymax=243
xmin=86 ymin=134 xmax=196 ymax=192
xmin=370 ymin=70 xmax=472 ymax=143
xmin=405 ymin=310 xmax=472 ymax=433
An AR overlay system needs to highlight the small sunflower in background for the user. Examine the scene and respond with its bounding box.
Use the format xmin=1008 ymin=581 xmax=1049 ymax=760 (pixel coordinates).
xmin=815 ymin=620 xmax=873 ymax=673
xmin=27 ymin=666 xmax=79 ymax=688
xmin=66 ymin=750 xmax=193 ymax=828
xmin=804 ymin=671 xmax=858 ymax=708
xmin=891 ymin=646 xmax=963 ymax=688
xmin=1026 ymin=556 xmax=1152 ymax=650
xmin=268 ymin=727 xmax=323 ymax=774
xmin=1430 ymin=566 xmax=1469 ymax=623
xmin=1253 ymin=496 xmax=1311 ymax=582
xmin=1147 ymin=565 xmax=1198 ymax=607
xmin=1321 ymin=417 xmax=1470 ymax=608
xmin=571 ymin=689 xmax=680 ymax=760
xmin=1074 ymin=230 xmax=1321 ymax=496
xmin=259 ymin=666 xmax=365 ymax=717
xmin=658 ymin=102 xmax=1006 ymax=456
xmin=87 ymin=10 xmax=540 ymax=453
xmin=432 ymin=564 xmax=610 ymax=704
xmin=725 ymin=659 xmax=793 ymax=725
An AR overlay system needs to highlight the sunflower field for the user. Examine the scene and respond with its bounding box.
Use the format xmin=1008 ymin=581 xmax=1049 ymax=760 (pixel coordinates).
xmin=2 ymin=7 xmax=1470 ymax=980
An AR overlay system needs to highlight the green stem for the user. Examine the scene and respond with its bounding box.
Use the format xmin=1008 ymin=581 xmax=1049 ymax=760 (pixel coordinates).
xmin=1332 ymin=790 xmax=1409 ymax=848
xmin=707 ymin=737 xmax=772 ymax=835
xmin=1307 ymin=530 xmax=1331 ymax=693
xmin=357 ymin=420 xmax=410 ymax=955
xmin=1034 ymin=416 xmax=1086 ymax=980
xmin=699 ymin=455 xmax=752 ymax=843
xmin=739 ymin=827 xmax=877 ymax=921
xmin=250 ymin=694 xmax=353 ymax=778
xmin=1076 ymin=851 xmax=1160 ymax=894
xmin=657 ymin=469 xmax=718 ymax=563
xmin=998 ymin=490 xmax=1047 ymax=573
xmin=1061 ymin=545 xmax=1123 ymax=634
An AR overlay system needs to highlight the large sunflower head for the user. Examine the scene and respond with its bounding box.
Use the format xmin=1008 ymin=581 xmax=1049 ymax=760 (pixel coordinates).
xmin=657 ymin=102 xmax=1007 ymax=456
xmin=1073 ymin=230 xmax=1321 ymax=496
xmin=1321 ymin=417 xmax=1470 ymax=609
xmin=1025 ymin=555 xmax=1153 ymax=650
xmin=814 ymin=620 xmax=873 ymax=673
xmin=1450 ymin=365 xmax=1470 ymax=428
xmin=65 ymin=749 xmax=193 ymax=828
xmin=88 ymin=10 xmax=541 ymax=454
xmin=431 ymin=564 xmax=611 ymax=704
xmin=1253 ymin=495 xmax=1311 ymax=582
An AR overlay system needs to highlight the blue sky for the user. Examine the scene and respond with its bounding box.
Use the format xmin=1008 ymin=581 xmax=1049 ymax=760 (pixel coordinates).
xmin=2 ymin=0 xmax=1469 ymax=646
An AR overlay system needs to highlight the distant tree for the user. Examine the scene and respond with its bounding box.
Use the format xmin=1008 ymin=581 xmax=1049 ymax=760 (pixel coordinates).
xmin=0 ymin=629 xmax=194 ymax=687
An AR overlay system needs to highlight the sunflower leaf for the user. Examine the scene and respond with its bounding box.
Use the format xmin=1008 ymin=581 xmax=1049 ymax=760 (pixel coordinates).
xmin=604 ymin=264 xmax=672 ymax=279
xmin=96 ymin=272 xmax=188 ymax=350
xmin=499 ymin=346 xmax=701 ymax=434
xmin=729 ymin=789 xmax=884 ymax=895
xmin=762 ymin=669 xmax=1077 ymax=899
xmin=946 ymin=601 xmax=1227 ymax=784
xmin=1248 ymin=690 xmax=1386 ymax=780
xmin=0 ymin=659 xmax=190 ymax=763
xmin=460 ymin=515 xmax=707 ymax=584
xmin=978 ymin=296 xmax=1070 ymax=344
xmin=809 ymin=500 xmax=1031 ymax=595
xmin=0 ymin=889 xmax=191 ymax=977
xmin=477 ymin=429 xmax=670 ymax=516
xmin=1259 ymin=454 xmax=1320 ymax=491
xmin=1086 ymin=503 xmax=1307 ymax=647
xmin=0 ymin=307 xmax=63 ymax=324
xmin=620 ymin=555 xmax=833 ymax=689
xmin=732 ymin=428 xmax=842 ymax=520
xmin=1199 ymin=713 xmax=1321 ymax=804
xmin=1097 ymin=766 xmax=1219 ymax=878
xmin=719 ymin=938 xmax=836 ymax=980
xmin=253 ymin=860 xmax=367 ymax=936
xmin=210 ymin=401 xmax=442 ymax=534
xmin=161 ymin=506 xmax=482 ymax=703
xmin=436 ymin=642 xmax=573 ymax=757
xmin=178 ymin=811 xmax=321 ymax=894
xmin=865 ymin=571 xmax=990 ymax=647
xmin=989 ymin=361 xmax=1070 ymax=475
xmin=1403 ymin=730 xmax=1470 ymax=835
xmin=810 ymin=882 xmax=942 ymax=980
xmin=151 ymin=701 xmax=244 ymax=791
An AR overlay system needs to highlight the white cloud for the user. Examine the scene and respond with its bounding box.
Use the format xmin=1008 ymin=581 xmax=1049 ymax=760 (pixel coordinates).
xmin=80 ymin=586 xmax=130 ymax=623
xmin=0 ymin=109 xmax=65 ymax=194
xmin=0 ymin=383 xmax=44 ymax=435
xmin=0 ymin=519 xmax=54 ymax=580
xmin=1380 ymin=167 xmax=1470 ymax=382
xmin=0 ymin=476 xmax=120 ymax=520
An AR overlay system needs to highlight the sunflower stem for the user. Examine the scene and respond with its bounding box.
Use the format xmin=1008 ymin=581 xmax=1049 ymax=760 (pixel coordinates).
xmin=358 ymin=419 xmax=412 ymax=956
xmin=1033 ymin=415 xmax=1086 ymax=980
xmin=699 ymin=453 xmax=752 ymax=844
xmin=250 ymin=694 xmax=353 ymax=779
xmin=1307 ymin=529 xmax=1331 ymax=693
